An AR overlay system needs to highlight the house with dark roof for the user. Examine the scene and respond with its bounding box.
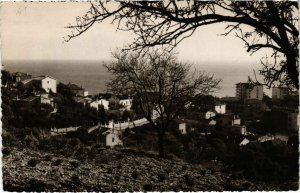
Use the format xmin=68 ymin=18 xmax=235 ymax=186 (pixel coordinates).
xmin=67 ymin=83 xmax=88 ymax=97
xmin=12 ymin=72 xmax=32 ymax=82
xmin=22 ymin=75 xmax=57 ymax=93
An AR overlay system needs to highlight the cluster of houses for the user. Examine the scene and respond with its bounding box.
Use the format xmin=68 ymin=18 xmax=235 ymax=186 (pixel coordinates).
xmin=8 ymin=72 xmax=299 ymax=148
xmin=10 ymin=71 xmax=136 ymax=147
xmin=11 ymin=72 xmax=134 ymax=112
xmin=12 ymin=72 xmax=58 ymax=112
xmin=181 ymin=82 xmax=299 ymax=148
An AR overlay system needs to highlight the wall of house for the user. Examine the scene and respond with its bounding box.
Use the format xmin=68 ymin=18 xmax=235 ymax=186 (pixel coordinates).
xmin=41 ymin=77 xmax=57 ymax=93
xmin=106 ymin=133 xmax=123 ymax=147
xmin=40 ymin=93 xmax=55 ymax=107
xmin=119 ymin=99 xmax=133 ymax=110
xmin=232 ymin=118 xmax=241 ymax=125
xmin=249 ymin=85 xmax=263 ymax=100
xmin=90 ymin=99 xmax=109 ymax=110
xmin=272 ymin=87 xmax=289 ymax=99
xmin=215 ymin=104 xmax=226 ymax=114
xmin=179 ymin=123 xmax=187 ymax=134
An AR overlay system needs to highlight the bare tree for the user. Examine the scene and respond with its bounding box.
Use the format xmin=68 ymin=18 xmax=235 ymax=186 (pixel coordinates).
xmin=104 ymin=49 xmax=220 ymax=157
xmin=66 ymin=0 xmax=299 ymax=90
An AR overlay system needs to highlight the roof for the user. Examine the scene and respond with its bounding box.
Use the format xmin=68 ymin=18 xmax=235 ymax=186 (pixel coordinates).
xmin=35 ymin=75 xmax=57 ymax=80
xmin=240 ymin=138 xmax=250 ymax=146
xmin=21 ymin=75 xmax=57 ymax=84
xmin=68 ymin=83 xmax=83 ymax=90
xmin=18 ymin=96 xmax=39 ymax=102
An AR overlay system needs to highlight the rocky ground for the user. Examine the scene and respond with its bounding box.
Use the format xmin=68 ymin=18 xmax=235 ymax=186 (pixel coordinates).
xmin=3 ymin=146 xmax=298 ymax=191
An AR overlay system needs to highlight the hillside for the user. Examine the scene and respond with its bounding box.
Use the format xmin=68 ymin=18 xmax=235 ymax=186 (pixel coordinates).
xmin=3 ymin=145 xmax=297 ymax=191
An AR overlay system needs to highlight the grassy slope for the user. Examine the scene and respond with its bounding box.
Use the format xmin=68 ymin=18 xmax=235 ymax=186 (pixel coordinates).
xmin=3 ymin=145 xmax=296 ymax=191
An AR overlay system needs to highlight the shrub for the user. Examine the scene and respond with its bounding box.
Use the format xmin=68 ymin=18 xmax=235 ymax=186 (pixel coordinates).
xmin=143 ymin=183 xmax=154 ymax=191
xmin=87 ymin=149 xmax=97 ymax=159
xmin=157 ymin=172 xmax=167 ymax=182
xmin=243 ymin=182 xmax=252 ymax=190
xmin=28 ymin=159 xmax=38 ymax=167
xmin=71 ymin=174 xmax=80 ymax=182
xmin=44 ymin=155 xmax=52 ymax=161
xmin=25 ymin=178 xmax=47 ymax=192
xmin=131 ymin=171 xmax=139 ymax=180
xmin=25 ymin=136 xmax=32 ymax=147
xmin=70 ymin=160 xmax=80 ymax=168
xmin=68 ymin=138 xmax=81 ymax=147
xmin=198 ymin=168 xmax=206 ymax=175
xmin=184 ymin=174 xmax=195 ymax=187
xmin=53 ymin=159 xmax=62 ymax=166
xmin=2 ymin=147 xmax=11 ymax=156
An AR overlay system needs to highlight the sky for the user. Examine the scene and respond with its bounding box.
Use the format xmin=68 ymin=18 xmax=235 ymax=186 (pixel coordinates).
xmin=1 ymin=2 xmax=272 ymax=96
xmin=1 ymin=2 xmax=265 ymax=65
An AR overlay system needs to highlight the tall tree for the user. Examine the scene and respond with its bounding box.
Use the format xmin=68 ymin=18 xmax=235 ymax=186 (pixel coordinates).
xmin=66 ymin=0 xmax=299 ymax=89
xmin=104 ymin=50 xmax=220 ymax=157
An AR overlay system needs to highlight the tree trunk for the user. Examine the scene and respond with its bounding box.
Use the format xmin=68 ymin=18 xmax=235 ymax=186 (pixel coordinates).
xmin=158 ymin=131 xmax=165 ymax=158
xmin=286 ymin=54 xmax=299 ymax=90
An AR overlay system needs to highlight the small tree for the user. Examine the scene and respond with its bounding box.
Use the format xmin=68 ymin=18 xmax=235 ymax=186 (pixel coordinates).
xmin=105 ymin=49 xmax=220 ymax=157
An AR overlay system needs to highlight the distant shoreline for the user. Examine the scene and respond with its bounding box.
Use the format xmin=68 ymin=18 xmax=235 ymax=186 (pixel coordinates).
xmin=3 ymin=60 xmax=271 ymax=97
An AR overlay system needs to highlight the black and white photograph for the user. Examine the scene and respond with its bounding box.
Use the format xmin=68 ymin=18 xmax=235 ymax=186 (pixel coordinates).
xmin=1 ymin=0 xmax=299 ymax=191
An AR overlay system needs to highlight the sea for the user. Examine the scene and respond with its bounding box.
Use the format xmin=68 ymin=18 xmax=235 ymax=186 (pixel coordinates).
xmin=3 ymin=60 xmax=270 ymax=97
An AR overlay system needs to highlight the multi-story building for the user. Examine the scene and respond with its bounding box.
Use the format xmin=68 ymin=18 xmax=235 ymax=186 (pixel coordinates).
xmin=236 ymin=82 xmax=263 ymax=100
xmin=272 ymin=87 xmax=289 ymax=99
xmin=67 ymin=83 xmax=88 ymax=97
xmin=22 ymin=75 xmax=57 ymax=93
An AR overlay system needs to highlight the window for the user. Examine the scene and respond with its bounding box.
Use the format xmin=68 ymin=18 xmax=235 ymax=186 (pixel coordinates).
xmin=47 ymin=81 xmax=49 ymax=84
xmin=112 ymin=137 xmax=115 ymax=142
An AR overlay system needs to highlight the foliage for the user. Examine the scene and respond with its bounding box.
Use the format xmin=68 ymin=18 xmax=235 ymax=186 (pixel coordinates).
xmin=223 ymin=142 xmax=299 ymax=181
xmin=105 ymin=50 xmax=220 ymax=157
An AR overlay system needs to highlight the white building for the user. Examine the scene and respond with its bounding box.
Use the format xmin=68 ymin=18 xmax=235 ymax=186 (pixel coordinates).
xmin=231 ymin=125 xmax=247 ymax=135
xmin=40 ymin=93 xmax=55 ymax=108
xmin=90 ymin=99 xmax=109 ymax=110
xmin=22 ymin=75 xmax=57 ymax=93
xmin=205 ymin=111 xmax=216 ymax=119
xmin=232 ymin=115 xmax=241 ymax=125
xmin=102 ymin=130 xmax=123 ymax=147
xmin=83 ymin=91 xmax=89 ymax=97
xmin=272 ymin=87 xmax=289 ymax=99
xmin=240 ymin=138 xmax=250 ymax=146
xmin=208 ymin=119 xmax=216 ymax=126
xmin=236 ymin=83 xmax=263 ymax=100
xmin=215 ymin=104 xmax=226 ymax=114
xmin=179 ymin=122 xmax=187 ymax=134
xmin=119 ymin=99 xmax=133 ymax=110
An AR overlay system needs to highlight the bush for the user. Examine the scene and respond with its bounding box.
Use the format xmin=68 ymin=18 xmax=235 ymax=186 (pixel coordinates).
xmin=44 ymin=155 xmax=52 ymax=161
xmin=184 ymin=174 xmax=195 ymax=187
xmin=25 ymin=178 xmax=47 ymax=192
xmin=157 ymin=172 xmax=167 ymax=182
xmin=70 ymin=160 xmax=80 ymax=168
xmin=71 ymin=174 xmax=80 ymax=182
xmin=53 ymin=159 xmax=62 ymax=166
xmin=143 ymin=183 xmax=154 ymax=191
xmin=131 ymin=171 xmax=139 ymax=180
xmin=28 ymin=159 xmax=38 ymax=167
xmin=2 ymin=147 xmax=11 ymax=156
